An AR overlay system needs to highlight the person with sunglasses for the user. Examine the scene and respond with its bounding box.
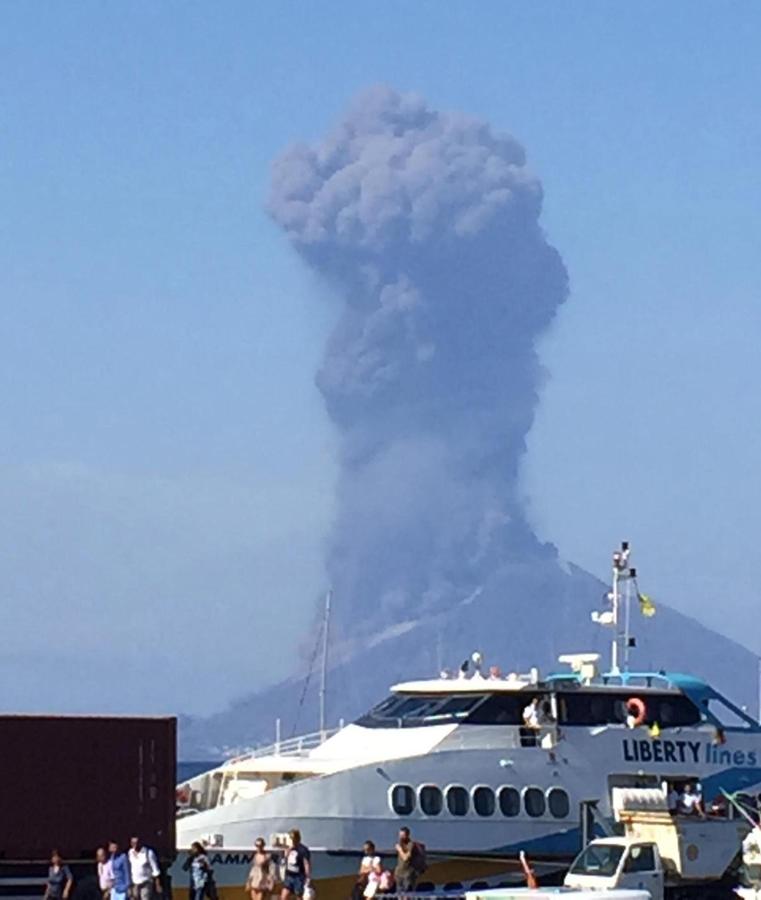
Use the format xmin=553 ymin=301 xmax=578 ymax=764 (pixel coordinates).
xmin=246 ymin=838 xmax=275 ymax=900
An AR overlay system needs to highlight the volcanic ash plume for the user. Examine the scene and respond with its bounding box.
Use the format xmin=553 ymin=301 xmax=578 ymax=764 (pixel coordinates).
xmin=268 ymin=86 xmax=568 ymax=637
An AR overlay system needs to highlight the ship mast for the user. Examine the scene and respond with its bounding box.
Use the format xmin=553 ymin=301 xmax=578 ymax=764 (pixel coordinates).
xmin=610 ymin=542 xmax=629 ymax=673
xmin=593 ymin=541 xmax=639 ymax=674
xmin=318 ymin=589 xmax=332 ymax=739
xmin=609 ymin=541 xmax=638 ymax=673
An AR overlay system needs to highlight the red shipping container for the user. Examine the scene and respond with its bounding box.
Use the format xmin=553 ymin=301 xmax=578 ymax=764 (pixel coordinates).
xmin=0 ymin=715 xmax=176 ymax=861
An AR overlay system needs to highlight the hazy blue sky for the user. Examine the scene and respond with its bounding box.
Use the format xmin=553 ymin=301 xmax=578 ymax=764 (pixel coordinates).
xmin=2 ymin=2 xmax=760 ymax=714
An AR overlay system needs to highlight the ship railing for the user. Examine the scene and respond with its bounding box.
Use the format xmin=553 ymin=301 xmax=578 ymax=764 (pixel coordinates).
xmin=225 ymin=727 xmax=341 ymax=764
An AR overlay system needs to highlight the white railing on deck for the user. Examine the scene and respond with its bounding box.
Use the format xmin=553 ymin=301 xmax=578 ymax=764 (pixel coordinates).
xmin=225 ymin=727 xmax=341 ymax=764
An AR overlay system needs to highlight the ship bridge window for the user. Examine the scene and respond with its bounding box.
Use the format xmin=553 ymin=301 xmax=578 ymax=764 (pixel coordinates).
xmin=393 ymin=697 xmax=444 ymax=719
xmin=419 ymin=785 xmax=443 ymax=816
xmin=557 ymin=692 xmax=700 ymax=728
xmin=371 ymin=695 xmax=403 ymax=717
xmin=547 ymin=787 xmax=570 ymax=819
xmin=356 ymin=694 xmax=486 ymax=728
xmin=464 ymin=693 xmax=527 ymax=725
xmin=651 ymin=696 xmax=701 ymax=727
xmin=498 ymin=786 xmax=520 ymax=817
xmin=390 ymin=784 xmax=415 ymax=815
xmin=427 ymin=695 xmax=484 ymax=720
xmin=446 ymin=785 xmax=470 ymax=816
xmin=524 ymin=787 xmax=546 ymax=818
xmin=557 ymin=692 xmax=626 ymax=726
xmin=473 ymin=786 xmax=496 ymax=817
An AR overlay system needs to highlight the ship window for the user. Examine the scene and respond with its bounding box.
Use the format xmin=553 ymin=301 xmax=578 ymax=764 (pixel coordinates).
xmin=372 ymin=695 xmax=404 ymax=716
xmin=427 ymin=695 xmax=484 ymax=720
xmin=446 ymin=785 xmax=469 ymax=816
xmin=356 ymin=693 xmax=486 ymax=728
xmin=419 ymin=785 xmax=443 ymax=816
xmin=473 ymin=786 xmax=495 ymax=817
xmin=651 ymin=696 xmax=701 ymax=727
xmin=498 ymin=786 xmax=520 ymax=817
xmin=547 ymin=787 xmax=570 ymax=818
xmin=557 ymin=692 xmax=626 ymax=726
xmin=390 ymin=784 xmax=415 ymax=815
xmin=392 ymin=697 xmax=444 ymax=719
xmin=465 ymin=693 xmax=527 ymax=725
xmin=557 ymin=691 xmax=700 ymax=728
xmin=623 ymin=845 xmax=656 ymax=873
xmin=524 ymin=787 xmax=546 ymax=818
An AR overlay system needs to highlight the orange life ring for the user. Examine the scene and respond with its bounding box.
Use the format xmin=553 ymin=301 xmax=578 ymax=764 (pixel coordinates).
xmin=626 ymin=697 xmax=647 ymax=727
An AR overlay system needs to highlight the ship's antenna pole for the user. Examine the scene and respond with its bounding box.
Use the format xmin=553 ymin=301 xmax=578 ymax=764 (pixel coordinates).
xmin=611 ymin=542 xmax=630 ymax=673
xmin=623 ymin=567 xmax=632 ymax=671
xmin=319 ymin=589 xmax=332 ymax=739
xmin=611 ymin=549 xmax=619 ymax=673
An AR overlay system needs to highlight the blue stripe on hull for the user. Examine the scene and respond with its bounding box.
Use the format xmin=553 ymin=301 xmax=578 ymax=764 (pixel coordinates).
xmin=494 ymin=827 xmax=581 ymax=858
xmin=702 ymin=767 xmax=761 ymax=798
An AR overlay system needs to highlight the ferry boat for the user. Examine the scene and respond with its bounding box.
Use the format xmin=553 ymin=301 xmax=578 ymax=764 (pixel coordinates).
xmin=173 ymin=544 xmax=761 ymax=900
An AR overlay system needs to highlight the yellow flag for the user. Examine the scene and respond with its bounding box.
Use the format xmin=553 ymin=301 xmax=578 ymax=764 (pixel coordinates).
xmin=638 ymin=592 xmax=656 ymax=617
xmin=650 ymin=722 xmax=661 ymax=738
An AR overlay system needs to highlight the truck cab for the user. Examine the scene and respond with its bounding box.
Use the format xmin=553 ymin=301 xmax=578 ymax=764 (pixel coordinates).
xmin=562 ymin=785 xmax=749 ymax=900
xmin=565 ymin=839 xmax=664 ymax=900
xmin=465 ymin=787 xmax=749 ymax=900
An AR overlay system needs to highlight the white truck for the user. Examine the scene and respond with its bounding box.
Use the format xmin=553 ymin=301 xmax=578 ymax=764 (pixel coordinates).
xmin=466 ymin=787 xmax=749 ymax=900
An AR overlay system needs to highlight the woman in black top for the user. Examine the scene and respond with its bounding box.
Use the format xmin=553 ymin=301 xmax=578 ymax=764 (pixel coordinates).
xmin=44 ymin=850 xmax=74 ymax=900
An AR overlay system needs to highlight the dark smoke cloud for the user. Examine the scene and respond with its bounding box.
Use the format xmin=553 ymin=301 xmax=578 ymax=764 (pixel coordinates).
xmin=268 ymin=86 xmax=568 ymax=633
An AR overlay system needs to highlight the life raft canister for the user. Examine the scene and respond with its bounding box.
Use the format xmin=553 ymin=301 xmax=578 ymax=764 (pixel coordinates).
xmin=626 ymin=696 xmax=647 ymax=728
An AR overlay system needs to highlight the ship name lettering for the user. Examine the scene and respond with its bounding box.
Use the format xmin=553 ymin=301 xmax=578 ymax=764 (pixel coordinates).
xmin=623 ymin=738 xmax=701 ymax=764
xmin=210 ymin=853 xmax=253 ymax=866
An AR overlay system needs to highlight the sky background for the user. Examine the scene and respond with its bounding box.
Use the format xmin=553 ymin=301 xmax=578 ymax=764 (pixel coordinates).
xmin=2 ymin=1 xmax=761 ymax=715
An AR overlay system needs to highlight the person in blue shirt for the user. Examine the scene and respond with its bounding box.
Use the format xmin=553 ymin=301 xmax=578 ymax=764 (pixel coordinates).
xmin=109 ymin=841 xmax=131 ymax=900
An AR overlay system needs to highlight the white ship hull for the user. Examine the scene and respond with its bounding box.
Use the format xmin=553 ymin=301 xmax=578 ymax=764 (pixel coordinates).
xmin=177 ymin=719 xmax=761 ymax=899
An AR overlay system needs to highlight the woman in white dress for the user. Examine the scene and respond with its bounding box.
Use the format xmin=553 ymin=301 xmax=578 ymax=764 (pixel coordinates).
xmin=246 ymin=838 xmax=276 ymax=900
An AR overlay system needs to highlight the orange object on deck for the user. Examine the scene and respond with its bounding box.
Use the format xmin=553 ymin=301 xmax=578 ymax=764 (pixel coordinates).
xmin=519 ymin=851 xmax=538 ymax=889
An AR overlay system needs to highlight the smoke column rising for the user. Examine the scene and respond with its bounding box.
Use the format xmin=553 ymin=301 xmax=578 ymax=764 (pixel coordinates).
xmin=268 ymin=86 xmax=568 ymax=637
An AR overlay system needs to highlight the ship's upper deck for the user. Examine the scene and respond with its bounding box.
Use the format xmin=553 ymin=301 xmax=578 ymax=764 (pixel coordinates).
xmin=360 ymin=659 xmax=761 ymax=732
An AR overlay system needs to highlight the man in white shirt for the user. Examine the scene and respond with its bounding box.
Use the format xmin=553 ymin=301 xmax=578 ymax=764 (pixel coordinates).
xmin=678 ymin=783 xmax=705 ymax=818
xmin=128 ymin=836 xmax=162 ymax=900
xmin=96 ymin=847 xmax=113 ymax=900
xmin=522 ymin=697 xmax=541 ymax=729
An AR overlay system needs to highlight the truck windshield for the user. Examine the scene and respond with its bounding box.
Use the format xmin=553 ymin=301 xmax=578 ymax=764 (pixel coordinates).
xmin=569 ymin=845 xmax=625 ymax=878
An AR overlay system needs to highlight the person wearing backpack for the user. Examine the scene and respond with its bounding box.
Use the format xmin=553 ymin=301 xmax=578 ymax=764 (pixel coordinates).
xmin=393 ymin=828 xmax=425 ymax=895
xmin=128 ymin=837 xmax=162 ymax=900
xmin=182 ymin=843 xmax=212 ymax=900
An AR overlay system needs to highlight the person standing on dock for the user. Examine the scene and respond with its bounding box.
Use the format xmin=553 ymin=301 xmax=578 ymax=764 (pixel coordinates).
xmin=281 ymin=829 xmax=311 ymax=900
xmin=183 ymin=842 xmax=212 ymax=900
xmin=44 ymin=850 xmax=74 ymax=900
xmin=96 ymin=847 xmax=114 ymax=900
xmin=128 ymin=837 xmax=162 ymax=900
xmin=109 ymin=841 xmax=131 ymax=900
xmin=246 ymin=838 xmax=275 ymax=900
xmin=351 ymin=840 xmax=382 ymax=900
xmin=394 ymin=828 xmax=422 ymax=897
